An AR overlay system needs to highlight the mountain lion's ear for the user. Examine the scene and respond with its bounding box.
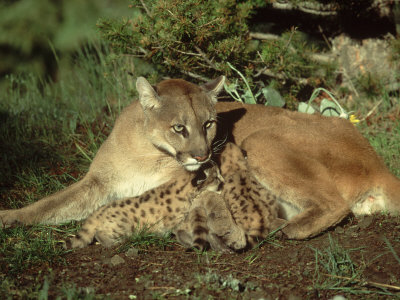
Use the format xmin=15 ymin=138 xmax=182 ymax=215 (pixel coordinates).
xmin=202 ymin=76 xmax=225 ymax=102
xmin=136 ymin=77 xmax=160 ymax=110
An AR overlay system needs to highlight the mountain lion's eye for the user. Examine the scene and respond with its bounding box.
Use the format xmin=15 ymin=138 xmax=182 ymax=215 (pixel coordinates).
xmin=204 ymin=120 xmax=215 ymax=130
xmin=172 ymin=124 xmax=185 ymax=133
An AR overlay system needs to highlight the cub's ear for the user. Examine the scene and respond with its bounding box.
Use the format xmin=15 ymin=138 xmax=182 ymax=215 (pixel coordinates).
xmin=202 ymin=76 xmax=225 ymax=102
xmin=136 ymin=77 xmax=160 ymax=110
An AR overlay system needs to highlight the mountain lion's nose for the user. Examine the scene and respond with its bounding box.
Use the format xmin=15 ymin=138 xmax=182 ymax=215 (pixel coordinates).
xmin=193 ymin=154 xmax=209 ymax=162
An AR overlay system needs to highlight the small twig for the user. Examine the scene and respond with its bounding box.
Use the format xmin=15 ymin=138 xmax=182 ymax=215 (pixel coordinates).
xmin=309 ymin=53 xmax=334 ymax=64
xmin=322 ymin=273 xmax=400 ymax=291
xmin=168 ymin=46 xmax=202 ymax=57
xmin=360 ymin=99 xmax=383 ymax=122
xmin=318 ymin=25 xmax=332 ymax=49
xmin=181 ymin=70 xmax=210 ymax=82
xmin=147 ymin=286 xmax=176 ymax=290
xmin=280 ymin=26 xmax=297 ymax=57
xmin=249 ymin=32 xmax=280 ymax=40
xmin=272 ymin=1 xmax=337 ymax=16
xmin=258 ymin=69 xmax=308 ymax=85
xmin=340 ymin=67 xmax=360 ymax=97
xmin=194 ymin=45 xmax=218 ymax=70
xmin=139 ymin=0 xmax=152 ymax=18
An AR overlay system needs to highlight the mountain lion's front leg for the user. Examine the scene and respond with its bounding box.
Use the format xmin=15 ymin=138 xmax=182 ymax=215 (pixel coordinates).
xmin=0 ymin=175 xmax=110 ymax=226
xmin=0 ymin=76 xmax=226 ymax=227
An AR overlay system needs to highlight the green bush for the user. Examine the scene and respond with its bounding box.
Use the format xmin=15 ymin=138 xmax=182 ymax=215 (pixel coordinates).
xmin=98 ymin=0 xmax=334 ymax=104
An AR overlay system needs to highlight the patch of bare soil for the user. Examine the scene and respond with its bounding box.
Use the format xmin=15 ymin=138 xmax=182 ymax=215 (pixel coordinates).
xmin=15 ymin=215 xmax=400 ymax=299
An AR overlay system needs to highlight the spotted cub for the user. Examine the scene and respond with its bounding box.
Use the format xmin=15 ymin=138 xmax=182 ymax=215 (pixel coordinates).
xmin=65 ymin=164 xmax=245 ymax=250
xmin=175 ymin=142 xmax=286 ymax=250
xmin=219 ymin=142 xmax=286 ymax=247
xmin=174 ymin=189 xmax=247 ymax=252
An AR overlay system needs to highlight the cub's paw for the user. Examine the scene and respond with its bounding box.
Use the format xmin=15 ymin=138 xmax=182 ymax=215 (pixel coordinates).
xmin=269 ymin=218 xmax=288 ymax=240
xmin=64 ymin=233 xmax=93 ymax=249
xmin=207 ymin=233 xmax=233 ymax=253
xmin=219 ymin=228 xmax=247 ymax=251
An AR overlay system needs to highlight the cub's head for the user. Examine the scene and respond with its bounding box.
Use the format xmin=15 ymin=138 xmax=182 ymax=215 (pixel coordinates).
xmin=219 ymin=142 xmax=248 ymax=176
xmin=193 ymin=163 xmax=224 ymax=193
xmin=136 ymin=76 xmax=225 ymax=172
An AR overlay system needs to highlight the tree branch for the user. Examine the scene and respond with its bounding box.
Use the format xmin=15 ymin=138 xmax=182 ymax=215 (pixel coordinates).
xmin=249 ymin=32 xmax=280 ymax=40
xmin=194 ymin=45 xmax=219 ymax=70
xmin=181 ymin=70 xmax=210 ymax=82
xmin=271 ymin=1 xmax=338 ymax=16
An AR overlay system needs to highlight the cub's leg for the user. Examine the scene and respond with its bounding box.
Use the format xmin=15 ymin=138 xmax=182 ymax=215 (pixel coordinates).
xmin=175 ymin=206 xmax=209 ymax=250
xmin=66 ymin=196 xmax=162 ymax=248
xmin=65 ymin=205 xmax=108 ymax=249
xmin=197 ymin=191 xmax=247 ymax=250
xmin=175 ymin=201 xmax=232 ymax=252
xmin=242 ymin=130 xmax=351 ymax=240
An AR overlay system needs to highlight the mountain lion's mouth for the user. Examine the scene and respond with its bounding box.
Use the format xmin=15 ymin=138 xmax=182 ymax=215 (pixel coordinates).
xmin=183 ymin=163 xmax=202 ymax=172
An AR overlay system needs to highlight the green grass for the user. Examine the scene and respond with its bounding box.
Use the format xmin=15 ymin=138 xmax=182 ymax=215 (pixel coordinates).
xmin=0 ymin=43 xmax=136 ymax=209
xmin=117 ymin=226 xmax=176 ymax=253
xmin=310 ymin=234 xmax=400 ymax=298
xmin=1 ymin=275 xmax=107 ymax=300
xmin=0 ymin=223 xmax=78 ymax=275
xmin=355 ymin=95 xmax=400 ymax=177
xmin=310 ymin=234 xmax=360 ymax=291
xmin=0 ymin=43 xmax=137 ymax=298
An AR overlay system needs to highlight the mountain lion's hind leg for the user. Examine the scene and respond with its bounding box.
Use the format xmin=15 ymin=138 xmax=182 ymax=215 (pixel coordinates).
xmin=242 ymin=130 xmax=351 ymax=239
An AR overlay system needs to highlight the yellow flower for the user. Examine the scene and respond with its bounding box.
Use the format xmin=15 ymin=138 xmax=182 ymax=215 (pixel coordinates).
xmin=349 ymin=114 xmax=360 ymax=124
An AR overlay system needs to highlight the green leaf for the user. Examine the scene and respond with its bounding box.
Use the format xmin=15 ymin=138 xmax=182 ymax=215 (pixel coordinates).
xmin=262 ymin=87 xmax=285 ymax=107
xmin=242 ymin=89 xmax=257 ymax=104
xmin=320 ymin=98 xmax=340 ymax=117
xmin=298 ymin=102 xmax=316 ymax=114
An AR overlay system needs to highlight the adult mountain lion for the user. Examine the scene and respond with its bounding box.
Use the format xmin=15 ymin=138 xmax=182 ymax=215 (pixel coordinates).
xmin=1 ymin=76 xmax=399 ymax=239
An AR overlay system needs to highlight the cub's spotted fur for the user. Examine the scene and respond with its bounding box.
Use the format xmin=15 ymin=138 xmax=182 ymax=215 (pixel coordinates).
xmin=219 ymin=142 xmax=286 ymax=247
xmin=65 ymin=166 xmax=222 ymax=248
xmin=66 ymin=164 xmax=247 ymax=250
xmin=174 ymin=190 xmax=247 ymax=252
xmin=174 ymin=142 xmax=285 ymax=250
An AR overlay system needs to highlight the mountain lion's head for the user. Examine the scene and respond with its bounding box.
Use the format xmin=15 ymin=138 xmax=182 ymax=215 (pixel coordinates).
xmin=136 ymin=76 xmax=225 ymax=172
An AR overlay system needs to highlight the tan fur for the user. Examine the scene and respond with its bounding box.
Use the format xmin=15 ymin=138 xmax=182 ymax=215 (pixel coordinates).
xmin=1 ymin=76 xmax=400 ymax=240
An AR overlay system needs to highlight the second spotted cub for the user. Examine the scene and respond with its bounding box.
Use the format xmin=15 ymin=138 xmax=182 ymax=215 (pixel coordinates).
xmin=219 ymin=142 xmax=286 ymax=247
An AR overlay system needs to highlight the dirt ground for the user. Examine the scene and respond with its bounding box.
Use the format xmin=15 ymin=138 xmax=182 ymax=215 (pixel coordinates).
xmin=5 ymin=214 xmax=400 ymax=299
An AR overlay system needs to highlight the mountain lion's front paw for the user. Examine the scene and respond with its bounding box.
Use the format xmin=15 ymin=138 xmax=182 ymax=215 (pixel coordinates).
xmin=0 ymin=210 xmax=22 ymax=228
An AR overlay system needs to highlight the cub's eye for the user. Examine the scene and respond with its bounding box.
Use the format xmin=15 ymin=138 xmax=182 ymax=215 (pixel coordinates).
xmin=204 ymin=120 xmax=215 ymax=130
xmin=172 ymin=124 xmax=185 ymax=133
